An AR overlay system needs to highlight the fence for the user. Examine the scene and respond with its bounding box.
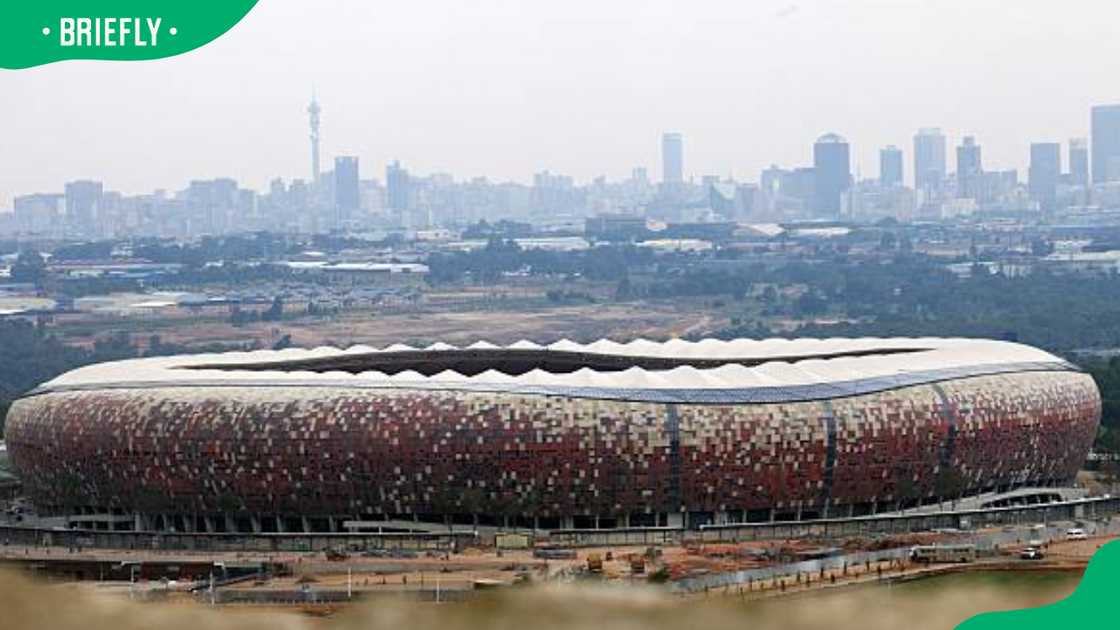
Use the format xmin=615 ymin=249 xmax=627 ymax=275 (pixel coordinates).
xmin=1 ymin=496 xmax=1117 ymax=553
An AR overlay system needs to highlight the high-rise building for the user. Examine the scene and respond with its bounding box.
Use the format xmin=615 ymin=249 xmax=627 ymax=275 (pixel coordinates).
xmin=956 ymin=136 xmax=983 ymax=200
xmin=308 ymin=93 xmax=322 ymax=184
xmin=812 ymin=133 xmax=851 ymax=215
xmin=1029 ymin=142 xmax=1062 ymax=211
xmin=64 ymin=180 xmax=104 ymax=236
xmin=913 ymin=128 xmax=947 ymax=194
xmin=1092 ymin=105 xmax=1120 ymax=184
xmin=386 ymin=161 xmax=411 ymax=212
xmin=1070 ymin=138 xmax=1090 ymax=188
xmin=661 ymin=132 xmax=683 ymax=184
xmin=13 ymin=193 xmax=64 ymax=235
xmin=184 ymin=178 xmax=239 ymax=235
xmin=333 ymin=156 xmax=360 ymax=221
xmin=880 ymin=145 xmax=903 ymax=187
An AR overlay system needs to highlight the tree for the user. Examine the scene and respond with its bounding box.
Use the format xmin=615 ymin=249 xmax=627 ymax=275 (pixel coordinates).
xmin=1030 ymin=238 xmax=1055 ymax=257
xmin=10 ymin=250 xmax=47 ymax=285
xmin=262 ymin=296 xmax=285 ymax=321
xmin=794 ymin=291 xmax=828 ymax=317
xmin=614 ymin=276 xmax=634 ymax=300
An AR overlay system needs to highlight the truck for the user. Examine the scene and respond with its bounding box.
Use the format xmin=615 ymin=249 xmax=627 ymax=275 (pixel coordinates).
xmin=586 ymin=553 xmax=604 ymax=574
xmin=909 ymin=544 xmax=977 ymax=564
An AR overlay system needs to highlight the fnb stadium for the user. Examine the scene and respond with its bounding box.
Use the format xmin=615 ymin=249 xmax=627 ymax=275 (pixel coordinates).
xmin=1 ymin=337 xmax=1101 ymax=534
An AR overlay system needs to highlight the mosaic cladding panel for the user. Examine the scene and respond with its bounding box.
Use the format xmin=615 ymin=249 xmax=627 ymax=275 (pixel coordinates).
xmin=2 ymin=371 xmax=1100 ymax=519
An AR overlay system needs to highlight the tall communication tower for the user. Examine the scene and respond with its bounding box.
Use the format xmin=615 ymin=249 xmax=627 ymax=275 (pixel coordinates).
xmin=308 ymin=90 xmax=321 ymax=184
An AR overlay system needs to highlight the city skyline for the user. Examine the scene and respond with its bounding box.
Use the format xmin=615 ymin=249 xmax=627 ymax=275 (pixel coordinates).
xmin=4 ymin=100 xmax=1117 ymax=211
xmin=3 ymin=0 xmax=1119 ymax=209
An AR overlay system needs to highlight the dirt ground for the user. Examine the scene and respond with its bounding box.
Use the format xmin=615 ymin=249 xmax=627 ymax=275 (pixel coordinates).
xmin=52 ymin=300 xmax=723 ymax=350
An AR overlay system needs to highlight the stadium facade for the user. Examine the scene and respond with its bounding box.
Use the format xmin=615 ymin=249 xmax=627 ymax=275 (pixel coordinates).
xmin=3 ymin=338 xmax=1101 ymax=533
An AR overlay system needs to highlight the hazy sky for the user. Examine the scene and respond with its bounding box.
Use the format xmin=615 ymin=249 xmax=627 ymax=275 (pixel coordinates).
xmin=2 ymin=0 xmax=1118 ymax=209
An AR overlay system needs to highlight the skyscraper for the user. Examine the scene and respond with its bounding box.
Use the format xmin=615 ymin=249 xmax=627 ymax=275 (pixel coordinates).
xmin=913 ymin=128 xmax=947 ymax=194
xmin=1029 ymin=142 xmax=1062 ymax=211
xmin=880 ymin=145 xmax=903 ymax=187
xmin=308 ymin=92 xmax=322 ymax=184
xmin=1092 ymin=105 xmax=1120 ymax=184
xmin=13 ymin=193 xmax=64 ymax=235
xmin=1070 ymin=138 xmax=1089 ymax=188
xmin=956 ymin=136 xmax=983 ymax=199
xmin=64 ymin=180 xmax=104 ymax=237
xmin=812 ymin=133 xmax=851 ymax=215
xmin=184 ymin=178 xmax=239 ymax=236
xmin=661 ymin=132 xmax=683 ymax=185
xmin=387 ymin=161 xmax=411 ymax=213
xmin=333 ymin=156 xmax=360 ymax=221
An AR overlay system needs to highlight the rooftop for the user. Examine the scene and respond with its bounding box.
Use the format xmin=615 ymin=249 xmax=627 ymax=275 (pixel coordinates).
xmin=28 ymin=338 xmax=1076 ymax=403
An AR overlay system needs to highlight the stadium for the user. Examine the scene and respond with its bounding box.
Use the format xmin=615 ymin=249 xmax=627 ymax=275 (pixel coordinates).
xmin=2 ymin=337 xmax=1101 ymax=534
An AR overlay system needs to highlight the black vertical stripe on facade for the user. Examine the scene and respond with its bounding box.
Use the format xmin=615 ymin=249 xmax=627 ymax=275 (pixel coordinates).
xmin=931 ymin=383 xmax=959 ymax=469
xmin=819 ymin=400 xmax=838 ymax=509
xmin=665 ymin=404 xmax=682 ymax=511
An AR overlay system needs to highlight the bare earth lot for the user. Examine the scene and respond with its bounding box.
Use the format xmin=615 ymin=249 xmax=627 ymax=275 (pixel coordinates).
xmin=53 ymin=300 xmax=723 ymax=350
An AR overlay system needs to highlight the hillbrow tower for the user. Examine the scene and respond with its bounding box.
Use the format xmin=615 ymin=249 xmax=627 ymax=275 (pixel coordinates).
xmin=308 ymin=91 xmax=322 ymax=184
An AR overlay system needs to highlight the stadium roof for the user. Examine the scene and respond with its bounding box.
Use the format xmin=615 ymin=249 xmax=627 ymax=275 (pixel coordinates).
xmin=29 ymin=338 xmax=1077 ymax=403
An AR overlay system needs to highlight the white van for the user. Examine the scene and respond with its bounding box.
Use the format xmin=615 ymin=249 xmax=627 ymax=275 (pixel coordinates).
xmin=1066 ymin=528 xmax=1088 ymax=541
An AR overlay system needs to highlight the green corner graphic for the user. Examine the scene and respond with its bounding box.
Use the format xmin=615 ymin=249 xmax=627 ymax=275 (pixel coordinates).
xmin=0 ymin=1 xmax=258 ymax=69
xmin=957 ymin=540 xmax=1120 ymax=629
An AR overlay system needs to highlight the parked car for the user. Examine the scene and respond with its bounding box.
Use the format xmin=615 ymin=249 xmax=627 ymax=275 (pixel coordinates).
xmin=1020 ymin=547 xmax=1045 ymax=560
xmin=1066 ymin=528 xmax=1088 ymax=541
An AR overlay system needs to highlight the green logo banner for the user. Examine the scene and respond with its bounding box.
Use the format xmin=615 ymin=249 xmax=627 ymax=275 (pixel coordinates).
xmin=957 ymin=540 xmax=1120 ymax=629
xmin=0 ymin=1 xmax=258 ymax=69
